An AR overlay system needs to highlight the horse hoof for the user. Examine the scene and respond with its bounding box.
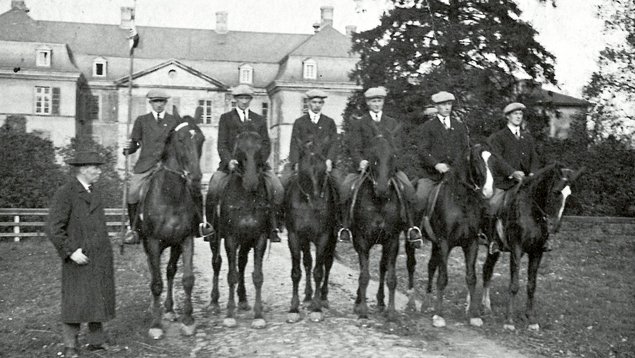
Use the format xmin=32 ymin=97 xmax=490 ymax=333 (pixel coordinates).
xmin=503 ymin=324 xmax=516 ymax=331
xmin=357 ymin=318 xmax=371 ymax=328
xmin=469 ymin=318 xmax=483 ymax=327
xmin=432 ymin=315 xmax=446 ymax=328
xmin=148 ymin=328 xmax=163 ymax=340
xmin=528 ymin=323 xmax=540 ymax=331
xmin=208 ymin=303 xmax=221 ymax=315
xmin=321 ymin=300 xmax=329 ymax=309
xmin=238 ymin=302 xmax=251 ymax=311
xmin=223 ymin=318 xmax=237 ymax=328
xmin=164 ymin=311 xmax=178 ymax=322
xmin=181 ymin=323 xmax=196 ymax=336
xmin=286 ymin=312 xmax=301 ymax=323
xmin=309 ymin=312 xmax=324 ymax=322
xmin=251 ymin=319 xmax=267 ymax=329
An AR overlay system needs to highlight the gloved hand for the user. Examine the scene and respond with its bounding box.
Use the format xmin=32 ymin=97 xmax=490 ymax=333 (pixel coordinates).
xmin=70 ymin=248 xmax=89 ymax=265
xmin=229 ymin=159 xmax=239 ymax=171
xmin=325 ymin=159 xmax=333 ymax=173
xmin=359 ymin=159 xmax=369 ymax=172
xmin=434 ymin=163 xmax=450 ymax=173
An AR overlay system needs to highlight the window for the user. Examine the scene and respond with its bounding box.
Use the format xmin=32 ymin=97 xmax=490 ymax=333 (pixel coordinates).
xmin=261 ymin=102 xmax=268 ymax=118
xmin=35 ymin=86 xmax=60 ymax=115
xmin=230 ymin=100 xmax=236 ymax=109
xmin=301 ymin=97 xmax=309 ymax=114
xmin=239 ymin=64 xmax=253 ymax=84
xmin=303 ymin=59 xmax=317 ymax=80
xmin=198 ymin=99 xmax=213 ymax=124
xmin=87 ymin=95 xmax=100 ymax=120
xmin=36 ymin=47 xmax=51 ymax=67
xmin=93 ymin=58 xmax=107 ymax=77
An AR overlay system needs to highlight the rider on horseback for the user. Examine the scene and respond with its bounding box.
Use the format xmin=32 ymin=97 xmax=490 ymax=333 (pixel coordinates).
xmin=414 ymin=91 xmax=470 ymax=245
xmin=122 ymin=90 xmax=212 ymax=244
xmin=485 ymin=102 xmax=549 ymax=254
xmin=207 ymin=85 xmax=284 ymax=243
xmin=337 ymin=86 xmax=423 ymax=245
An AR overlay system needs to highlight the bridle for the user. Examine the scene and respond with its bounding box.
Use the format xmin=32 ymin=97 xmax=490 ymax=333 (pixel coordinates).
xmin=161 ymin=122 xmax=199 ymax=187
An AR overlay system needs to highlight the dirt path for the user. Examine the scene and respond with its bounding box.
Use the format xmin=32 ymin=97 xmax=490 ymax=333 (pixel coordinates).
xmin=159 ymin=235 xmax=537 ymax=358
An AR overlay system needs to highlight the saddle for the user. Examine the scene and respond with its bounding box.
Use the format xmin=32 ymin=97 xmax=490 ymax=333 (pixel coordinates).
xmin=418 ymin=181 xmax=444 ymax=244
xmin=348 ymin=171 xmax=409 ymax=225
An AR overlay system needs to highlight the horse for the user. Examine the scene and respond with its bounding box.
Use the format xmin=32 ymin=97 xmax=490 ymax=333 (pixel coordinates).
xmin=351 ymin=133 xmax=412 ymax=322
xmin=418 ymin=144 xmax=494 ymax=328
xmin=206 ymin=131 xmax=270 ymax=329
xmin=284 ymin=137 xmax=338 ymax=323
xmin=481 ymin=162 xmax=582 ymax=331
xmin=139 ymin=120 xmax=204 ymax=339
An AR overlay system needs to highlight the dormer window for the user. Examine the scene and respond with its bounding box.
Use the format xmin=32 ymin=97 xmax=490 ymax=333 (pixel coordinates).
xmin=36 ymin=46 xmax=51 ymax=67
xmin=93 ymin=57 xmax=107 ymax=77
xmin=239 ymin=64 xmax=253 ymax=84
xmin=303 ymin=59 xmax=317 ymax=80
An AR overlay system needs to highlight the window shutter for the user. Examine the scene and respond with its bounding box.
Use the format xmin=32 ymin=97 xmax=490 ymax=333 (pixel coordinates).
xmin=52 ymin=87 xmax=61 ymax=115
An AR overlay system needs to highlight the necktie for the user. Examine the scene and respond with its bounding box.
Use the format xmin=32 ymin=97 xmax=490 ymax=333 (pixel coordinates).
xmin=243 ymin=110 xmax=249 ymax=122
xmin=443 ymin=117 xmax=451 ymax=129
xmin=87 ymin=184 xmax=93 ymax=193
xmin=515 ymin=129 xmax=520 ymax=139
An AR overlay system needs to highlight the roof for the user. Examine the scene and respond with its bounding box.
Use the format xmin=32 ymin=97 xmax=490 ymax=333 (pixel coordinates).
xmin=0 ymin=40 xmax=79 ymax=74
xmin=0 ymin=8 xmax=311 ymax=63
xmin=534 ymin=88 xmax=592 ymax=107
xmin=289 ymin=26 xmax=355 ymax=58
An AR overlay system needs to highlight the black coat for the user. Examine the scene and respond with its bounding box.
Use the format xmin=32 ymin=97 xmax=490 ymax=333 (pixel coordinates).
xmin=487 ymin=126 xmax=540 ymax=190
xmin=129 ymin=112 xmax=180 ymax=173
xmin=418 ymin=116 xmax=470 ymax=181
xmin=47 ymin=178 xmax=115 ymax=323
xmin=217 ymin=109 xmax=271 ymax=172
xmin=348 ymin=112 xmax=401 ymax=168
xmin=288 ymin=113 xmax=338 ymax=165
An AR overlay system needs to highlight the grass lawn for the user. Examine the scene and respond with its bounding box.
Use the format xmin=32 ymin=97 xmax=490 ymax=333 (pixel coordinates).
xmin=335 ymin=225 xmax=635 ymax=358
xmin=0 ymin=239 xmax=192 ymax=358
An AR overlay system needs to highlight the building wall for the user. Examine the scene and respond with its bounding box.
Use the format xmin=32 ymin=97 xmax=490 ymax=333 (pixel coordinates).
xmin=543 ymin=106 xmax=587 ymax=139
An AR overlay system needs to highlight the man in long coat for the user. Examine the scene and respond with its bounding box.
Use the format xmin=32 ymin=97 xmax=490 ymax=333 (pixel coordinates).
xmin=47 ymin=151 xmax=115 ymax=357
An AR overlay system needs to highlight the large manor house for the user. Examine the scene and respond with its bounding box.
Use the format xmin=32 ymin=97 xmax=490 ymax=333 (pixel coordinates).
xmin=0 ymin=1 xmax=590 ymax=176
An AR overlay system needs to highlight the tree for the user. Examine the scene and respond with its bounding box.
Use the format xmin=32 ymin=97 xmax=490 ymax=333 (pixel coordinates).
xmin=344 ymin=0 xmax=556 ymax=176
xmin=583 ymin=0 xmax=635 ymax=146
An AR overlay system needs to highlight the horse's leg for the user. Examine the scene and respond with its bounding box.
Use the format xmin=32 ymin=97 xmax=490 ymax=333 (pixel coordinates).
xmin=426 ymin=244 xmax=440 ymax=294
xmin=376 ymin=244 xmax=388 ymax=312
xmin=526 ymin=250 xmax=544 ymax=331
xmin=287 ymin=230 xmax=302 ymax=323
xmin=180 ymin=236 xmax=196 ymax=336
xmin=463 ymin=240 xmax=482 ymax=327
xmin=145 ymin=239 xmax=164 ymax=339
xmin=251 ymin=234 xmax=267 ymax=329
xmin=482 ymin=251 xmax=500 ymax=314
xmin=302 ymin=239 xmax=313 ymax=304
xmin=384 ymin=236 xmax=400 ymax=322
xmin=163 ymin=245 xmax=181 ymax=322
xmin=405 ymin=239 xmax=417 ymax=312
xmin=223 ymin=237 xmax=238 ymax=328
xmin=309 ymin=233 xmax=328 ymax=322
xmin=354 ymin=243 xmax=371 ymax=320
xmin=209 ymin=236 xmax=222 ymax=315
xmin=320 ymin=237 xmax=336 ymax=309
xmin=432 ymin=240 xmax=449 ymax=328
xmin=504 ymin=244 xmax=523 ymax=330
xmin=237 ymin=244 xmax=251 ymax=311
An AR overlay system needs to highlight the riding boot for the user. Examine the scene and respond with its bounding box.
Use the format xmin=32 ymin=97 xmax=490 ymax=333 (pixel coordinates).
xmin=270 ymin=209 xmax=281 ymax=243
xmin=123 ymin=203 xmax=140 ymax=245
xmin=337 ymin=203 xmax=352 ymax=242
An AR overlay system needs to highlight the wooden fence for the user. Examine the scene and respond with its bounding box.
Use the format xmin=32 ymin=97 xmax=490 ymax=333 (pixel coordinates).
xmin=1 ymin=208 xmax=633 ymax=242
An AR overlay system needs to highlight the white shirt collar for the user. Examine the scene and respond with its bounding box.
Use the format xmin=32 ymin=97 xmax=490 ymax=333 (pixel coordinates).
xmin=507 ymin=123 xmax=521 ymax=135
xmin=437 ymin=114 xmax=451 ymax=128
xmin=309 ymin=111 xmax=321 ymax=123
xmin=151 ymin=110 xmax=164 ymax=120
xmin=370 ymin=111 xmax=382 ymax=122
xmin=76 ymin=176 xmax=91 ymax=192
xmin=236 ymin=107 xmax=250 ymax=121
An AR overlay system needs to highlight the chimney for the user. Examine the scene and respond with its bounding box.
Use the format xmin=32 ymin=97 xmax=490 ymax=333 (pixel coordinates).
xmin=320 ymin=6 xmax=334 ymax=28
xmin=216 ymin=11 xmax=228 ymax=34
xmin=120 ymin=7 xmax=134 ymax=29
xmin=11 ymin=0 xmax=29 ymax=12
xmin=345 ymin=25 xmax=357 ymax=37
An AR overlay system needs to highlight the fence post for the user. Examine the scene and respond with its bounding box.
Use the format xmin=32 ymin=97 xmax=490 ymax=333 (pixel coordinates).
xmin=13 ymin=215 xmax=20 ymax=242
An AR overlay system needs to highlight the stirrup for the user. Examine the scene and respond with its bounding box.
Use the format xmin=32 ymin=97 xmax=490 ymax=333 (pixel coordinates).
xmin=488 ymin=241 xmax=501 ymax=255
xmin=407 ymin=227 xmax=423 ymax=248
xmin=337 ymin=227 xmax=352 ymax=242
xmin=198 ymin=222 xmax=214 ymax=238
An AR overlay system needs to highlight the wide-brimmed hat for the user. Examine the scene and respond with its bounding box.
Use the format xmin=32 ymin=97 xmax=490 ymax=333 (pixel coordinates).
xmin=146 ymin=90 xmax=170 ymax=101
xmin=231 ymin=84 xmax=255 ymax=97
xmin=431 ymin=91 xmax=455 ymax=104
xmin=66 ymin=151 xmax=105 ymax=166
xmin=503 ymin=102 xmax=526 ymax=114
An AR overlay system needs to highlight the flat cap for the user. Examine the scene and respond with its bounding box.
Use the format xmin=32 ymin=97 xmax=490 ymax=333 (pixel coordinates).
xmin=231 ymin=84 xmax=255 ymax=97
xmin=431 ymin=91 xmax=455 ymax=104
xmin=364 ymin=86 xmax=387 ymax=99
xmin=305 ymin=89 xmax=328 ymax=99
xmin=66 ymin=151 xmax=105 ymax=166
xmin=146 ymin=89 xmax=170 ymax=100
xmin=504 ymin=102 xmax=526 ymax=114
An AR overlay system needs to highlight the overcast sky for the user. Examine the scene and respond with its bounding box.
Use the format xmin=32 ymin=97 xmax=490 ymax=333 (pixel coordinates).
xmin=0 ymin=0 xmax=608 ymax=96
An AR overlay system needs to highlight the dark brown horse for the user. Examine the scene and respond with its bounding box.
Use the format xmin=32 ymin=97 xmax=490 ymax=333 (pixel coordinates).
xmin=139 ymin=120 xmax=204 ymax=339
xmin=352 ymin=133 xmax=410 ymax=322
xmin=284 ymin=137 xmax=338 ymax=323
xmin=419 ymin=144 xmax=494 ymax=328
xmin=481 ymin=162 xmax=582 ymax=331
xmin=206 ymin=131 xmax=270 ymax=329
